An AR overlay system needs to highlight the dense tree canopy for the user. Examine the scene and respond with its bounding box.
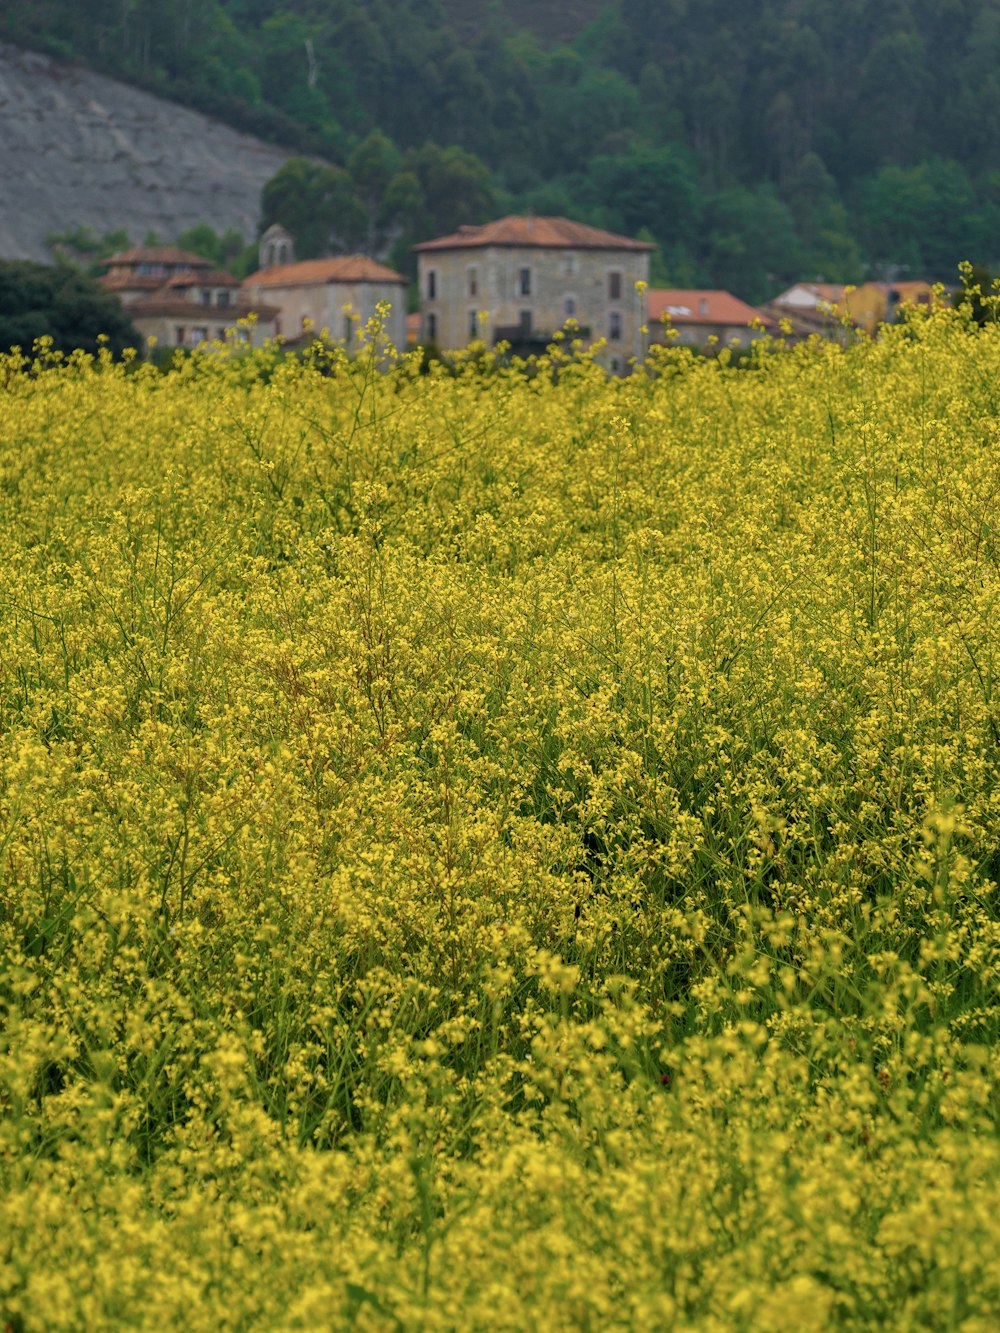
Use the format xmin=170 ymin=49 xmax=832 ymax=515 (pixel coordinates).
xmin=6 ymin=0 xmax=1000 ymax=300
xmin=0 ymin=262 xmax=138 ymax=356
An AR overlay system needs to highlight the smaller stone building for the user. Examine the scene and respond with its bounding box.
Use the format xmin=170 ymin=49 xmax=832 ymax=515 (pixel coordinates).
xmin=646 ymin=289 xmax=777 ymax=352
xmin=413 ymin=216 xmax=653 ymax=371
xmin=241 ymin=254 xmax=408 ymax=349
xmin=98 ymin=246 xmax=278 ymax=350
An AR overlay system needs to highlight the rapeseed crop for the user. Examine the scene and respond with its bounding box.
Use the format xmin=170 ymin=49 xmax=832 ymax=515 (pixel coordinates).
xmin=2 ymin=307 xmax=1000 ymax=1330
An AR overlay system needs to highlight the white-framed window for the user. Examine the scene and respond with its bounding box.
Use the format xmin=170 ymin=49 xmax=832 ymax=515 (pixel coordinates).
xmin=608 ymin=271 xmax=623 ymax=301
xmin=564 ymin=253 xmax=578 ymax=276
xmin=468 ymin=266 xmax=478 ymax=298
xmin=427 ymin=269 xmax=437 ymax=300
xmin=193 ymin=326 xmax=208 ymax=343
xmin=609 ymin=311 xmax=622 ymax=341
xmin=518 ymin=266 xmax=531 ymax=297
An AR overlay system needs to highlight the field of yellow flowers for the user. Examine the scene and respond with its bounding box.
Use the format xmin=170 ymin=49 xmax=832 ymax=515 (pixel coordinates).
xmin=2 ymin=307 xmax=1000 ymax=1330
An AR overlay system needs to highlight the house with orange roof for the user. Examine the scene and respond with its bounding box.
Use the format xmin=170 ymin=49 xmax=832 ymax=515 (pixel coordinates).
xmin=97 ymin=247 xmax=278 ymax=351
xmin=646 ymin=289 xmax=777 ymax=352
xmin=242 ymin=227 xmax=407 ymax=349
xmin=766 ymin=279 xmax=937 ymax=339
xmin=412 ymin=215 xmax=653 ymax=372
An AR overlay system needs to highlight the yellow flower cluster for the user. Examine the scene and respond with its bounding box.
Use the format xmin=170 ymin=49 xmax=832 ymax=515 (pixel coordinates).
xmin=2 ymin=311 xmax=1000 ymax=1328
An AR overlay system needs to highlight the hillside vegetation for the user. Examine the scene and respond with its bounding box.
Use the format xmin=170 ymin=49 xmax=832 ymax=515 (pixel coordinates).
xmin=2 ymin=310 xmax=1000 ymax=1327
xmin=3 ymin=2 xmax=1000 ymax=296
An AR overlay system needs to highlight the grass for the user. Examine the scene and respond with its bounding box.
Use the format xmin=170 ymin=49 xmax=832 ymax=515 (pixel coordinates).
xmin=1 ymin=312 xmax=1000 ymax=1329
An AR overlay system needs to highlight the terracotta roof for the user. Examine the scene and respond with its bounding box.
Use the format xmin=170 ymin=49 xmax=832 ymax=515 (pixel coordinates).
xmin=97 ymin=274 xmax=166 ymax=292
xmin=243 ymin=255 xmax=407 ymax=287
xmin=164 ymin=269 xmax=240 ymax=288
xmin=130 ymin=295 xmax=279 ymax=321
xmin=102 ymin=246 xmax=212 ymax=268
xmin=412 ymin=216 xmax=656 ymax=253
xmin=647 ymin=289 xmax=777 ymax=328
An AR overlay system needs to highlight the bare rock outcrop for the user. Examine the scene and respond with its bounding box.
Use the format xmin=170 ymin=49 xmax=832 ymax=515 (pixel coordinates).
xmin=0 ymin=44 xmax=295 ymax=261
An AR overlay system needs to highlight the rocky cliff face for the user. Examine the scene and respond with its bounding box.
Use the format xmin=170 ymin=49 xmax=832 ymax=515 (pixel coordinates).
xmin=0 ymin=44 xmax=294 ymax=261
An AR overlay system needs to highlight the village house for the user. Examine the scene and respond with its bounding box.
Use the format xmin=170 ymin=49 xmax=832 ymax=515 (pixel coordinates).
xmin=765 ymin=280 xmax=936 ymax=340
xmin=241 ymin=227 xmax=408 ymax=348
xmin=412 ymin=215 xmax=653 ymax=371
xmin=645 ymin=289 xmax=777 ymax=351
xmin=97 ymin=245 xmax=278 ymax=350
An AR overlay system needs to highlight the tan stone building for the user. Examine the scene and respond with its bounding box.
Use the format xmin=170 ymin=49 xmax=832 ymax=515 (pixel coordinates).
xmin=241 ymin=254 xmax=408 ymax=349
xmin=98 ymin=246 xmax=278 ymax=351
xmin=412 ymin=216 xmax=653 ymax=371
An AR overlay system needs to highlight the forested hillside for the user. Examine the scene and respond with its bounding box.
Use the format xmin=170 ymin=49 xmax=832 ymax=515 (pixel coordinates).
xmin=3 ymin=0 xmax=998 ymax=299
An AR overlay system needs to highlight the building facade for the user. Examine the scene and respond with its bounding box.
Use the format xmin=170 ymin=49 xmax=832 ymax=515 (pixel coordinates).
xmin=413 ymin=216 xmax=653 ymax=371
xmin=98 ymin=246 xmax=278 ymax=350
xmin=241 ymin=254 xmax=408 ymax=349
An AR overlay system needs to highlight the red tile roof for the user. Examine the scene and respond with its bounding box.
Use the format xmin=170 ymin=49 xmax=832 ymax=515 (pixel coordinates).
xmin=413 ymin=216 xmax=655 ymax=253
xmin=102 ymin=246 xmax=212 ymax=268
xmin=243 ymin=255 xmax=407 ymax=287
xmin=130 ymin=295 xmax=279 ymax=321
xmin=647 ymin=289 xmax=776 ymax=328
xmin=97 ymin=274 xmax=166 ymax=292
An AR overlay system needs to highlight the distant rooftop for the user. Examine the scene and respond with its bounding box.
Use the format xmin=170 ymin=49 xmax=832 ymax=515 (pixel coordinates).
xmin=647 ymin=289 xmax=776 ymax=327
xmin=413 ymin=215 xmax=655 ymax=253
xmin=243 ymin=255 xmax=407 ymax=287
xmin=102 ymin=246 xmax=212 ymax=269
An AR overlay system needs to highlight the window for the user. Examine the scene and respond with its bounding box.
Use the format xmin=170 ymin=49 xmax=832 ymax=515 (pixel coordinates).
xmin=468 ymin=266 xmax=478 ymax=298
xmin=426 ymin=312 xmax=437 ymax=342
xmin=277 ymin=242 xmax=288 ymax=264
xmin=175 ymin=326 xmax=186 ymax=345
xmin=469 ymin=310 xmax=478 ymax=339
xmin=564 ymin=296 xmax=576 ymax=319
xmin=193 ymin=326 xmax=208 ymax=344
xmin=609 ymin=311 xmax=622 ymax=341
xmin=518 ymin=267 xmax=531 ymax=297
xmin=200 ymin=289 xmax=212 ymax=305
xmin=343 ymin=314 xmax=353 ymax=344
xmin=217 ymin=290 xmax=231 ymax=308
xmin=217 ymin=327 xmax=227 ymax=340
xmin=427 ymin=269 xmax=437 ymax=300
xmin=609 ymin=271 xmax=622 ymax=301
xmin=564 ymin=253 xmax=578 ymax=276
xmin=519 ymin=310 xmax=532 ymax=334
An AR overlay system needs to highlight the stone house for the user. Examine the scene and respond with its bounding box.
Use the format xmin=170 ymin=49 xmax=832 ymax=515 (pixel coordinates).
xmin=412 ymin=215 xmax=653 ymax=371
xmin=97 ymin=246 xmax=278 ymax=350
xmin=241 ymin=229 xmax=408 ymax=349
xmin=646 ymin=289 xmax=777 ymax=352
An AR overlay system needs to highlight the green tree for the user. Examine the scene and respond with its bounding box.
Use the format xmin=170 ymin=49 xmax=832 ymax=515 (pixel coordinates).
xmin=0 ymin=261 xmax=137 ymax=356
xmin=260 ymin=159 xmax=368 ymax=258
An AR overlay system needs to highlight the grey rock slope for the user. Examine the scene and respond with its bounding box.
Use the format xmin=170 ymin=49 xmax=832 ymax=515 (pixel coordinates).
xmin=0 ymin=43 xmax=294 ymax=261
